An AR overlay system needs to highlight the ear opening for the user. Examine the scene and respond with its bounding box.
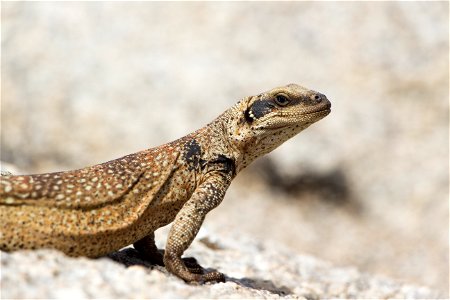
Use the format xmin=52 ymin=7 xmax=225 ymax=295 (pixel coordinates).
xmin=244 ymin=106 xmax=254 ymax=123
xmin=242 ymin=95 xmax=256 ymax=123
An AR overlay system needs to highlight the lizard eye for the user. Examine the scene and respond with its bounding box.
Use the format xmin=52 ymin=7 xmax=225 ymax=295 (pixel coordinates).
xmin=275 ymin=94 xmax=290 ymax=106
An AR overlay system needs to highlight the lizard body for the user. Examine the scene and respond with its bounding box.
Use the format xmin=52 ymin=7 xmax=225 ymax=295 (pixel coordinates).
xmin=0 ymin=84 xmax=331 ymax=283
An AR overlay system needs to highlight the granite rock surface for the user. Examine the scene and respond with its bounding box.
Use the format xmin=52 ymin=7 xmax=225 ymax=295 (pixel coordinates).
xmin=0 ymin=229 xmax=442 ymax=299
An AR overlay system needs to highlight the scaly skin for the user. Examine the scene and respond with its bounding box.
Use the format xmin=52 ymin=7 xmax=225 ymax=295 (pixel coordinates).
xmin=0 ymin=84 xmax=331 ymax=283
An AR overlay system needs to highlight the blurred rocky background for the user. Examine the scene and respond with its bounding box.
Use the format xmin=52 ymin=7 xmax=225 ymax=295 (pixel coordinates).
xmin=1 ymin=2 xmax=448 ymax=297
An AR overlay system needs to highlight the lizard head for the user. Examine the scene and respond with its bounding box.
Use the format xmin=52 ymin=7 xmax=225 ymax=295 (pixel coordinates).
xmin=224 ymin=83 xmax=331 ymax=170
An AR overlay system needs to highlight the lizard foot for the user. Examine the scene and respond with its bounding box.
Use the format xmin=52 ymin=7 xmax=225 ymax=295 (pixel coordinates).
xmin=173 ymin=269 xmax=225 ymax=284
xmin=164 ymin=251 xmax=225 ymax=284
xmin=198 ymin=270 xmax=225 ymax=283
xmin=135 ymin=247 xmax=204 ymax=274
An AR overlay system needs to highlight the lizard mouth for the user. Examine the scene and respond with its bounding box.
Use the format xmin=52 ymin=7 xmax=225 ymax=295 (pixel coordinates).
xmin=305 ymin=108 xmax=331 ymax=118
xmin=305 ymin=102 xmax=331 ymax=115
xmin=254 ymin=102 xmax=331 ymax=130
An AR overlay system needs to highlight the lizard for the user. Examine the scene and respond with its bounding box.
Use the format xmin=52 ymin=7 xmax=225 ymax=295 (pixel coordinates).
xmin=0 ymin=83 xmax=331 ymax=283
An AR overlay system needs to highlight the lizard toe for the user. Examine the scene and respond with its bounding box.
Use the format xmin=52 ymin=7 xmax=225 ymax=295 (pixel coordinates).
xmin=200 ymin=271 xmax=226 ymax=283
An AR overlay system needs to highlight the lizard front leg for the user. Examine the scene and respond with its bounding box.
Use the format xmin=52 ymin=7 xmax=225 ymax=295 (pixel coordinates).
xmin=163 ymin=171 xmax=231 ymax=283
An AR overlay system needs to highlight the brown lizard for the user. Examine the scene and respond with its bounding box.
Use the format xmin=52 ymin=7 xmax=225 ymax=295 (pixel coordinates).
xmin=0 ymin=83 xmax=331 ymax=283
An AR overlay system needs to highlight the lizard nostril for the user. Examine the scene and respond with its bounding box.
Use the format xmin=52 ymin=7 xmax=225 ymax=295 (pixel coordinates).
xmin=314 ymin=94 xmax=322 ymax=102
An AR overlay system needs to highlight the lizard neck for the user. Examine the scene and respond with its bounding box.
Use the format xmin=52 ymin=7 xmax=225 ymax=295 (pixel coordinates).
xmin=211 ymin=99 xmax=262 ymax=173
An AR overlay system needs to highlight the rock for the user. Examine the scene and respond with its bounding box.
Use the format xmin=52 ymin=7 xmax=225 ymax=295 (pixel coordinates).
xmin=0 ymin=161 xmax=23 ymax=176
xmin=0 ymin=229 xmax=441 ymax=299
xmin=1 ymin=2 xmax=448 ymax=294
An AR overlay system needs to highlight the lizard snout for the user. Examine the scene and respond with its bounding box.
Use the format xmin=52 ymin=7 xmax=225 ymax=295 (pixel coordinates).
xmin=311 ymin=92 xmax=328 ymax=104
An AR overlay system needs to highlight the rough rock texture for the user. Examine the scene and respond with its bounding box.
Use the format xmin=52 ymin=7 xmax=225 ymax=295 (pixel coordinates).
xmin=1 ymin=1 xmax=448 ymax=296
xmin=0 ymin=228 xmax=442 ymax=299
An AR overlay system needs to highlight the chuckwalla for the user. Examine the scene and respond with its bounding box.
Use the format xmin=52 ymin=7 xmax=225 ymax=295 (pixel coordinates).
xmin=0 ymin=83 xmax=331 ymax=283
